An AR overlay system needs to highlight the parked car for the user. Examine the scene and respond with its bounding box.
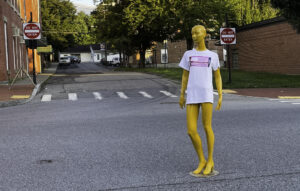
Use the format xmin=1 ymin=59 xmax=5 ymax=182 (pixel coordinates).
xmin=70 ymin=56 xmax=81 ymax=64
xmin=111 ymin=57 xmax=120 ymax=66
xmin=59 ymin=57 xmax=71 ymax=65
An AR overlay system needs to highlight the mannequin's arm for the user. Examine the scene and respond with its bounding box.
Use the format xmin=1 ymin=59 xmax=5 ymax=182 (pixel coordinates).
xmin=179 ymin=69 xmax=189 ymax=109
xmin=214 ymin=68 xmax=222 ymax=110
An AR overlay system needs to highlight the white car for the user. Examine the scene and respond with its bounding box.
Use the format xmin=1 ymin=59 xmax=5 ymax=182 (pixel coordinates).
xmin=59 ymin=57 xmax=71 ymax=65
xmin=111 ymin=57 xmax=120 ymax=66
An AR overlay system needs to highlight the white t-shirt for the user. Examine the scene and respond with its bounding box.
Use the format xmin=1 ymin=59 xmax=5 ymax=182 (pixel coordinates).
xmin=179 ymin=48 xmax=220 ymax=104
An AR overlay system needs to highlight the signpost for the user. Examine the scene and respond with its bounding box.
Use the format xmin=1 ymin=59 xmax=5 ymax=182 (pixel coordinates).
xmin=220 ymin=28 xmax=236 ymax=45
xmin=23 ymin=23 xmax=41 ymax=40
xmin=23 ymin=12 xmax=41 ymax=85
xmin=220 ymin=25 xmax=236 ymax=83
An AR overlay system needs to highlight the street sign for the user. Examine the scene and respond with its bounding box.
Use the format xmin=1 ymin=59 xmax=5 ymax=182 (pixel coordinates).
xmin=23 ymin=23 xmax=41 ymax=40
xmin=220 ymin=28 xmax=236 ymax=45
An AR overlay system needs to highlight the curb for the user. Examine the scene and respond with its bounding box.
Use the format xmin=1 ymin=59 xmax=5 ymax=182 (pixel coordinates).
xmin=0 ymin=63 xmax=57 ymax=108
xmin=0 ymin=83 xmax=41 ymax=108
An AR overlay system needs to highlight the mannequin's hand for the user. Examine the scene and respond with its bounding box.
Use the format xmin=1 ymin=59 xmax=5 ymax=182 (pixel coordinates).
xmin=215 ymin=94 xmax=222 ymax=111
xmin=179 ymin=96 xmax=186 ymax=109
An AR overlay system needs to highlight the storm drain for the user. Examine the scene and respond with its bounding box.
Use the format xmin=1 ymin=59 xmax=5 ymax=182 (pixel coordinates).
xmin=160 ymin=102 xmax=178 ymax=104
xmin=38 ymin=159 xmax=54 ymax=164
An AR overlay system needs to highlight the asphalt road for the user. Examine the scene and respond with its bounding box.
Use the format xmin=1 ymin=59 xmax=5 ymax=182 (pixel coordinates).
xmin=0 ymin=62 xmax=299 ymax=191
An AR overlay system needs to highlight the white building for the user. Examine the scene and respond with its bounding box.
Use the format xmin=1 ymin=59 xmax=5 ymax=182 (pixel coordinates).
xmin=60 ymin=44 xmax=105 ymax=63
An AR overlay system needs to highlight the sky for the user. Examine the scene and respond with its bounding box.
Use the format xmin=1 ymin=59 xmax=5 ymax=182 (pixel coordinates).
xmin=70 ymin=0 xmax=97 ymax=14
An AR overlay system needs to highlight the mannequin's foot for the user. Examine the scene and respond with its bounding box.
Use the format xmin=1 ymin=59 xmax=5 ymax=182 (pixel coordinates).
xmin=192 ymin=161 xmax=206 ymax=174
xmin=203 ymin=161 xmax=214 ymax=175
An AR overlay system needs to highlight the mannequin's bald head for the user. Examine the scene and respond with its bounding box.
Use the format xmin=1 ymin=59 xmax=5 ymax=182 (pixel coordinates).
xmin=192 ymin=25 xmax=207 ymax=42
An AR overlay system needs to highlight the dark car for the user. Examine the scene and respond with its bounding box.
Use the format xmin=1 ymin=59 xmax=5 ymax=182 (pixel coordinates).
xmin=69 ymin=56 xmax=81 ymax=64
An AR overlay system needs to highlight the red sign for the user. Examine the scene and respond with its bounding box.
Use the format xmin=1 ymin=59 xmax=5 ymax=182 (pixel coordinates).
xmin=220 ymin=28 xmax=236 ymax=44
xmin=23 ymin=23 xmax=41 ymax=40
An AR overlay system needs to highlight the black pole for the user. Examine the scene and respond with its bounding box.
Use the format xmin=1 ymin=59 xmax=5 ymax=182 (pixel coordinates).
xmin=29 ymin=12 xmax=37 ymax=85
xmin=32 ymin=48 xmax=36 ymax=84
xmin=226 ymin=13 xmax=232 ymax=83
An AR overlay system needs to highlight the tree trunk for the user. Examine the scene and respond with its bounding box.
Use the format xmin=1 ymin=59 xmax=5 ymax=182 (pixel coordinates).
xmin=119 ymin=50 xmax=122 ymax=67
xmin=140 ymin=49 xmax=146 ymax=68
xmin=186 ymin=38 xmax=193 ymax=50
xmin=139 ymin=44 xmax=146 ymax=68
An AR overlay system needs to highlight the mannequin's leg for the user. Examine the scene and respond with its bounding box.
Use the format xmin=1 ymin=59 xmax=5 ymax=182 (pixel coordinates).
xmin=186 ymin=104 xmax=206 ymax=174
xmin=201 ymin=103 xmax=215 ymax=175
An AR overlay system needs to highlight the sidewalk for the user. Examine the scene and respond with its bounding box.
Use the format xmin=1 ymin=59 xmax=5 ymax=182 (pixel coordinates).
xmin=225 ymin=88 xmax=300 ymax=98
xmin=0 ymin=63 xmax=58 ymax=107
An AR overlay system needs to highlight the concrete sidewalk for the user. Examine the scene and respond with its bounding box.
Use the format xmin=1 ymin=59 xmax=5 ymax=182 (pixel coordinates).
xmin=0 ymin=63 xmax=58 ymax=107
xmin=225 ymin=88 xmax=300 ymax=99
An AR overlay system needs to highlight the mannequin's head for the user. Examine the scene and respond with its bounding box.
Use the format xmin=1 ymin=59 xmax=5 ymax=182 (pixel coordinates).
xmin=191 ymin=25 xmax=207 ymax=43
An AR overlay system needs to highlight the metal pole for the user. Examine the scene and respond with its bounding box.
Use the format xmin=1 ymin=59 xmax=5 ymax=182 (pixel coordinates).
xmin=32 ymin=47 xmax=36 ymax=84
xmin=29 ymin=12 xmax=37 ymax=85
xmin=164 ymin=40 xmax=167 ymax=69
xmin=226 ymin=13 xmax=232 ymax=83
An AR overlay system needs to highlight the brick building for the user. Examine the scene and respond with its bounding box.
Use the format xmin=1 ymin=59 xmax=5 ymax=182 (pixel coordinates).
xmin=231 ymin=17 xmax=300 ymax=74
xmin=0 ymin=0 xmax=28 ymax=82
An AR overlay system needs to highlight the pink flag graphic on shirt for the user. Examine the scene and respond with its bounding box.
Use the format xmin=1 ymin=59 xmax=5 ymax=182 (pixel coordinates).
xmin=189 ymin=56 xmax=211 ymax=67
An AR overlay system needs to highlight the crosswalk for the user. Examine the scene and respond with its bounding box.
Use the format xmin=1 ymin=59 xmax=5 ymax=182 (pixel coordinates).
xmin=92 ymin=92 xmax=102 ymax=100
xmin=40 ymin=90 xmax=179 ymax=102
xmin=68 ymin=93 xmax=78 ymax=101
xmin=268 ymin=98 xmax=300 ymax=105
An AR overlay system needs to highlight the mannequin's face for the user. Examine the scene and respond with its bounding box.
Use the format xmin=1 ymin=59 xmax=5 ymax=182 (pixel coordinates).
xmin=191 ymin=25 xmax=206 ymax=43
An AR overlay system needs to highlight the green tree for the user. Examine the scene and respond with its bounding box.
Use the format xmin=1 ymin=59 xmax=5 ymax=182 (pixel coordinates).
xmin=94 ymin=0 xmax=279 ymax=66
xmin=41 ymin=0 xmax=77 ymax=51
xmin=124 ymin=0 xmax=238 ymax=50
xmin=73 ymin=12 xmax=97 ymax=45
xmin=94 ymin=0 xmax=139 ymax=64
xmin=41 ymin=0 xmax=97 ymax=52
xmin=271 ymin=0 xmax=300 ymax=32
xmin=234 ymin=0 xmax=278 ymax=25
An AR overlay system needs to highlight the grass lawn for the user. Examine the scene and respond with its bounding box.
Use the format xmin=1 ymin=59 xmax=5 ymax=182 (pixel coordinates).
xmin=116 ymin=67 xmax=300 ymax=89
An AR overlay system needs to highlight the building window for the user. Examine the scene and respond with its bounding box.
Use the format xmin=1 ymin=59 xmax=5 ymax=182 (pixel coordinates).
xmin=232 ymin=50 xmax=239 ymax=69
xmin=4 ymin=22 xmax=9 ymax=71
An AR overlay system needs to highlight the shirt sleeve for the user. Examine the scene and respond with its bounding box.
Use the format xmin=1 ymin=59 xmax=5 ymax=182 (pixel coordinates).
xmin=212 ymin=53 xmax=220 ymax=71
xmin=179 ymin=51 xmax=190 ymax=71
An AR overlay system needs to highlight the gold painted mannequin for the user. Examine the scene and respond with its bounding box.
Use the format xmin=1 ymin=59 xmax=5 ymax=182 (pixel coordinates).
xmin=179 ymin=25 xmax=223 ymax=176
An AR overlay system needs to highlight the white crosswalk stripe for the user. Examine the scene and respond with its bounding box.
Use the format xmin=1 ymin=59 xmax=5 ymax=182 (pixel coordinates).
xmin=68 ymin=93 xmax=78 ymax=101
xmin=269 ymin=98 xmax=300 ymax=105
xmin=160 ymin=90 xmax=177 ymax=98
xmin=93 ymin=92 xmax=102 ymax=100
xmin=41 ymin=94 xmax=52 ymax=102
xmin=139 ymin=91 xmax=153 ymax=99
xmin=117 ymin=92 xmax=128 ymax=99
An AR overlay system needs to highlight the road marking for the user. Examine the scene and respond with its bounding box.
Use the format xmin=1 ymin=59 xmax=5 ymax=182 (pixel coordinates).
xmin=93 ymin=92 xmax=102 ymax=100
xmin=117 ymin=92 xmax=128 ymax=99
xmin=278 ymin=96 xmax=300 ymax=99
xmin=292 ymin=103 xmax=300 ymax=105
xmin=280 ymin=100 xmax=300 ymax=103
xmin=10 ymin=95 xmax=30 ymax=99
xmin=223 ymin=89 xmax=237 ymax=94
xmin=68 ymin=93 xmax=78 ymax=101
xmin=213 ymin=92 xmax=218 ymax=95
xmin=139 ymin=91 xmax=153 ymax=98
xmin=41 ymin=94 xmax=52 ymax=102
xmin=160 ymin=91 xmax=177 ymax=98
xmin=269 ymin=99 xmax=281 ymax=101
